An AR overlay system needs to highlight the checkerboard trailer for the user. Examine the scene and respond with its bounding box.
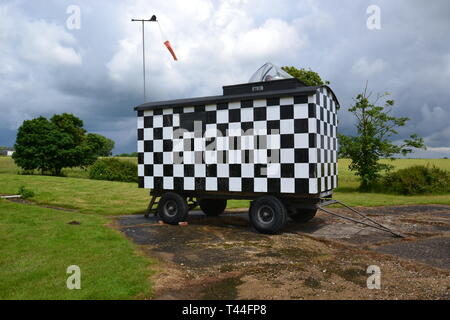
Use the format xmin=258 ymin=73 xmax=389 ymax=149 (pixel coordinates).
xmin=134 ymin=75 xmax=340 ymax=234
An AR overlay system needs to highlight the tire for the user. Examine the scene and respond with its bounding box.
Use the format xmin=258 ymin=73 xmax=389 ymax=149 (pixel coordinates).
xmin=249 ymin=196 xmax=287 ymax=234
xmin=289 ymin=208 xmax=317 ymax=223
xmin=199 ymin=199 xmax=227 ymax=217
xmin=157 ymin=192 xmax=188 ymax=225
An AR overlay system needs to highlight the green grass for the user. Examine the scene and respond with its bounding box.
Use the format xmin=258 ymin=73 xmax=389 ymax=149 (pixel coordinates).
xmin=0 ymin=200 xmax=156 ymax=299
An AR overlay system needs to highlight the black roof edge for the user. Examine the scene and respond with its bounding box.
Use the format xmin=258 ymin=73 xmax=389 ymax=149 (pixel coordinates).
xmin=134 ymin=85 xmax=339 ymax=111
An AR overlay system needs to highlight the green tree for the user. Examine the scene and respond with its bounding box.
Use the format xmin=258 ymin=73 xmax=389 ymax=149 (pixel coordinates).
xmin=339 ymin=85 xmax=425 ymax=191
xmin=86 ymin=133 xmax=115 ymax=157
xmin=13 ymin=113 xmax=96 ymax=176
xmin=282 ymin=66 xmax=330 ymax=86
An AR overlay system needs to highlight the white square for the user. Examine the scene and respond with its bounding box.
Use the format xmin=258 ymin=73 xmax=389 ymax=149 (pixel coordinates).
xmin=183 ymin=151 xmax=195 ymax=164
xmin=308 ymin=118 xmax=317 ymax=133
xmin=280 ymin=178 xmax=295 ymax=193
xmin=294 ymin=104 xmax=308 ymax=119
xmin=216 ymin=136 xmax=229 ymax=150
xmin=205 ymin=124 xmax=217 ymax=138
xmin=294 ymin=133 xmax=308 ymax=148
xmin=228 ymin=122 xmax=241 ymax=136
xmin=153 ymin=140 xmax=163 ymax=152
xmin=309 ymin=149 xmax=318 ymax=163
xmin=184 ymin=177 xmax=195 ymax=190
xmin=295 ymin=163 xmax=309 ymax=178
xmin=137 ymin=117 xmax=144 ymax=129
xmin=195 ymin=164 xmax=206 ymax=177
xmin=254 ymin=99 xmax=266 ymax=107
xmin=228 ymin=150 xmax=241 ymax=164
xmin=253 ymin=121 xmax=267 ymax=135
xmin=241 ymin=164 xmax=254 ymax=178
xmin=137 ymin=140 xmax=144 ymax=153
xmin=183 ymin=131 xmax=194 ymax=139
xmin=241 ymin=108 xmax=253 ymax=122
xmin=173 ymin=114 xmax=180 ymax=127
xmin=229 ymin=178 xmax=242 ymax=192
xmin=267 ymin=105 xmax=280 ymax=120
xmin=267 ymin=134 xmax=280 ymax=149
xmin=254 ymin=150 xmax=267 ymax=164
xmin=173 ymin=139 xmax=183 ymax=152
xmin=217 ymin=164 xmax=229 ymax=177
xmin=184 ymin=106 xmax=194 ymax=113
xmin=280 ymin=96 xmax=294 ymax=105
xmin=194 ymin=138 xmax=204 ymax=151
xmin=309 ymin=179 xmax=318 ymax=194
xmin=144 ymin=176 xmax=153 ymax=189
xmin=162 ymin=108 xmax=172 ymax=114
xmin=254 ymin=178 xmax=267 ymax=192
xmin=229 ymin=101 xmax=240 ymax=109
xmin=280 ymin=120 xmax=294 ymax=134
xmin=308 ymin=95 xmax=315 ymax=103
xmin=163 ymin=127 xmax=173 ymax=139
xmin=267 ymin=163 xmax=281 ymax=178
xmin=144 ymin=152 xmax=153 ymax=164
xmin=173 ymin=164 xmax=184 ymax=177
xmin=317 ymin=164 xmax=322 ymax=177
xmin=206 ymin=177 xmax=218 ymax=191
xmin=205 ymin=104 xmax=217 ymax=111
xmin=204 ymin=151 xmax=217 ymax=164
xmin=144 ymin=110 xmax=153 ymax=117
xmin=154 ymin=164 xmax=163 ymax=176
xmin=216 ymin=110 xmax=229 ymax=123
xmin=143 ymin=128 xmax=153 ymax=140
xmin=321 ymin=177 xmax=326 ymax=192
xmin=138 ymin=164 xmax=144 ymax=177
xmin=164 ymin=177 xmax=174 ymax=189
xmin=241 ymin=135 xmax=254 ymax=150
xmin=153 ymin=115 xmax=163 ymax=127
xmin=280 ymin=149 xmax=294 ymax=163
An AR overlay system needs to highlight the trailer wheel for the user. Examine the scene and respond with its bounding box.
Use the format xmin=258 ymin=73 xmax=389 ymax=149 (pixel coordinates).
xmin=290 ymin=208 xmax=317 ymax=223
xmin=249 ymin=196 xmax=287 ymax=234
xmin=157 ymin=192 xmax=188 ymax=225
xmin=199 ymin=199 xmax=227 ymax=217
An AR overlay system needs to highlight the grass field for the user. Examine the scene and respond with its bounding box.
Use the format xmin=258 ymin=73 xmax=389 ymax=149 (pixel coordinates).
xmin=0 ymin=199 xmax=156 ymax=299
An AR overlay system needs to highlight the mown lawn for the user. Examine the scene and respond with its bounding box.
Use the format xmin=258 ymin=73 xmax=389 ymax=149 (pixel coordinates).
xmin=0 ymin=199 xmax=156 ymax=299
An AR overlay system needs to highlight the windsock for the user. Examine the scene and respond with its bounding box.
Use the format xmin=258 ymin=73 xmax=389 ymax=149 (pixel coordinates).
xmin=164 ymin=40 xmax=178 ymax=61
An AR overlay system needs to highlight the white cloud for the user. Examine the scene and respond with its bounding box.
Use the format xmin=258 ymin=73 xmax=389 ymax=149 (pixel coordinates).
xmin=351 ymin=57 xmax=387 ymax=78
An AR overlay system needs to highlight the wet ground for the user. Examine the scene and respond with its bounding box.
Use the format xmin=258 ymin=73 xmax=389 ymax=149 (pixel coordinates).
xmin=114 ymin=204 xmax=450 ymax=300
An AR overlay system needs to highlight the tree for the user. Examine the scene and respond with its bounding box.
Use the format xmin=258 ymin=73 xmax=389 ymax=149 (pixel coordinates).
xmin=13 ymin=113 xmax=97 ymax=175
xmin=86 ymin=133 xmax=115 ymax=157
xmin=282 ymin=66 xmax=330 ymax=86
xmin=339 ymin=85 xmax=425 ymax=191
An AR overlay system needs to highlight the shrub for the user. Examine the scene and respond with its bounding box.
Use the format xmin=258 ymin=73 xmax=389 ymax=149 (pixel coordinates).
xmin=382 ymin=165 xmax=450 ymax=195
xmin=18 ymin=186 xmax=35 ymax=199
xmin=89 ymin=158 xmax=137 ymax=183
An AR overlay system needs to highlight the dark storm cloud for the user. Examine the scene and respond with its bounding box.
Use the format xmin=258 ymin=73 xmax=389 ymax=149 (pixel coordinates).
xmin=0 ymin=0 xmax=448 ymax=156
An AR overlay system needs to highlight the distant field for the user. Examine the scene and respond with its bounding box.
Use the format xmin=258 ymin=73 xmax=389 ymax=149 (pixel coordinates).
xmin=0 ymin=156 xmax=449 ymax=210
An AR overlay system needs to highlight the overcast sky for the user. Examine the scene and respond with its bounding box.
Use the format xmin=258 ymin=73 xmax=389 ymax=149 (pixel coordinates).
xmin=1 ymin=0 xmax=449 ymax=157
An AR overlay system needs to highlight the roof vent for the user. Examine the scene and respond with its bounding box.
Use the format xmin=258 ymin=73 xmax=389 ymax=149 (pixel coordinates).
xmin=248 ymin=62 xmax=293 ymax=83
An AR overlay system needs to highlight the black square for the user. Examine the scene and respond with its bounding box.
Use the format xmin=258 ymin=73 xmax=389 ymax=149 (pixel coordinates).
xmin=153 ymin=128 xmax=163 ymax=140
xmin=218 ymin=178 xmax=229 ymax=191
xmin=229 ymin=164 xmax=241 ymax=177
xmin=163 ymin=114 xmax=173 ymax=126
xmin=144 ymin=164 xmax=153 ymax=176
xmin=144 ymin=116 xmax=153 ymax=128
xmin=206 ymin=111 xmax=216 ymax=124
xmin=267 ymin=97 xmax=280 ymax=106
xmin=281 ymin=164 xmax=295 ymax=178
xmin=138 ymin=152 xmax=144 ymax=164
xmin=194 ymin=105 xmax=205 ymax=113
xmin=137 ymin=128 xmax=143 ymax=141
xmin=154 ymin=152 xmax=163 ymax=164
xmin=229 ymin=109 xmax=241 ymax=122
xmin=309 ymin=133 xmax=316 ymax=148
xmin=154 ymin=177 xmax=163 ymax=190
xmin=174 ymin=177 xmax=184 ymax=190
xmin=241 ymin=122 xmax=253 ymax=134
xmin=243 ymin=150 xmax=253 ymax=163
xmin=241 ymin=100 xmax=253 ymax=108
xmin=267 ymin=178 xmax=280 ymax=193
xmin=163 ymin=140 xmax=173 ymax=152
xmin=173 ymin=106 xmax=183 ymax=114
xmin=280 ymin=105 xmax=294 ymax=119
xmin=254 ymin=164 xmax=267 ymax=178
xmin=294 ymin=119 xmax=308 ymax=133
xmin=217 ymin=123 xmax=229 ymax=136
xmin=267 ymin=120 xmax=280 ymax=133
xmin=206 ymin=164 xmax=217 ymax=177
xmin=138 ymin=176 xmax=144 ymax=188
xmin=154 ymin=109 xmax=163 ymax=115
xmin=205 ymin=137 xmax=216 ymax=151
xmin=184 ymin=164 xmax=194 ymax=177
xmin=195 ymin=177 xmax=205 ymax=190
xmin=137 ymin=110 xmax=143 ymax=117
xmin=253 ymin=107 xmax=266 ymax=121
xmin=163 ymin=165 xmax=173 ymax=176
xmin=280 ymin=134 xmax=294 ymax=148
xmin=294 ymin=95 xmax=308 ymax=104
xmin=295 ymin=179 xmax=309 ymax=193
xmin=295 ymin=149 xmax=309 ymax=163
xmin=217 ymin=102 xmax=228 ymax=110
xmin=308 ymin=103 xmax=316 ymax=118
xmin=254 ymin=135 xmax=267 ymax=149
xmin=242 ymin=178 xmax=254 ymax=192
xmin=309 ymin=164 xmax=317 ymax=178
xmin=144 ymin=141 xmax=153 ymax=152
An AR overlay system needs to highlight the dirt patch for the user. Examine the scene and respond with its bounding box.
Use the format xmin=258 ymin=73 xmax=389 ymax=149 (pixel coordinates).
xmin=114 ymin=205 xmax=450 ymax=300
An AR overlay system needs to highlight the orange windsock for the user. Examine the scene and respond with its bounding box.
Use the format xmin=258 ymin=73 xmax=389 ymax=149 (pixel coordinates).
xmin=164 ymin=40 xmax=178 ymax=61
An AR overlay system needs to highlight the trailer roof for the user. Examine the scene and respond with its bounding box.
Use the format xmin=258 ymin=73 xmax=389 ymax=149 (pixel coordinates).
xmin=134 ymin=84 xmax=339 ymax=111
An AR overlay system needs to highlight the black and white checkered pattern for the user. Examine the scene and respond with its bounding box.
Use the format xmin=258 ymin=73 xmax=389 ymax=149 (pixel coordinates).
xmin=137 ymin=87 xmax=338 ymax=194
